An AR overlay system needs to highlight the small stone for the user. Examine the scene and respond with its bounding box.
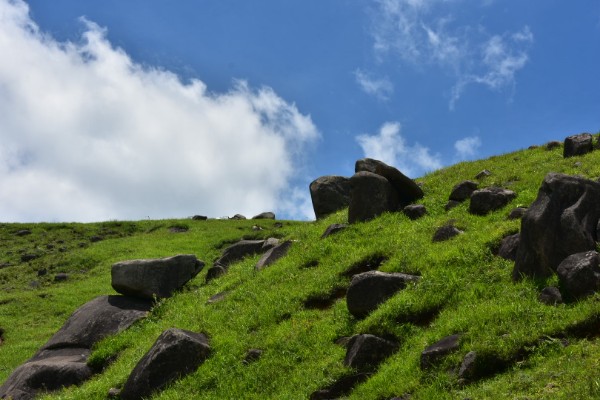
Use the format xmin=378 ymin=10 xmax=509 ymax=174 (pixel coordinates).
xmin=546 ymin=141 xmax=562 ymax=150
xmin=252 ymin=212 xmax=275 ymax=220
xmin=539 ymin=287 xmax=563 ymax=305
xmin=230 ymin=214 xmax=247 ymax=220
xmin=432 ymin=225 xmax=463 ymax=242
xmin=54 ymin=273 xmax=69 ymax=282
xmin=21 ymin=254 xmax=40 ymax=262
xmin=243 ymin=349 xmax=263 ymax=364
xmin=445 ymin=200 xmax=461 ymax=211
xmin=205 ymin=266 xmax=227 ymax=283
xmin=403 ymin=204 xmax=427 ymax=220
xmin=321 ymin=224 xmax=348 ymax=239
xmin=420 ymin=334 xmax=461 ymax=370
xmin=508 ymin=207 xmax=527 ymax=220
xmin=89 ymin=236 xmax=104 ymax=243
xmin=458 ymin=351 xmax=477 ymax=382
xmin=37 ymin=269 xmax=47 ymax=277
xmin=108 ymin=388 xmax=121 ymax=398
xmin=344 ymin=334 xmax=399 ymax=372
xmin=192 ymin=215 xmax=208 ymax=220
xmin=474 ymin=169 xmax=491 ymax=180
xmin=449 ymin=181 xmax=478 ymax=202
xmin=15 ymin=229 xmax=32 ymax=237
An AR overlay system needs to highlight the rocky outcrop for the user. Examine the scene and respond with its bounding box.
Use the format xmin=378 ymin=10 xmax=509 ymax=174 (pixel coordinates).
xmin=538 ymin=287 xmax=563 ymax=305
xmin=344 ymin=334 xmax=399 ymax=372
xmin=469 ymin=187 xmax=516 ymax=215
xmin=309 ymin=176 xmax=352 ymax=219
xmin=513 ymin=173 xmax=600 ymax=280
xmin=556 ymin=251 xmax=600 ymax=300
xmin=112 ymin=255 xmax=204 ymax=300
xmin=120 ymin=328 xmax=211 ymax=400
xmin=348 ymin=172 xmax=398 ymax=223
xmin=564 ymin=133 xmax=593 ymax=158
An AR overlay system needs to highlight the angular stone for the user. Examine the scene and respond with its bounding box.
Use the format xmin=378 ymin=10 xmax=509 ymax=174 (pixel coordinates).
xmin=252 ymin=212 xmax=275 ymax=220
xmin=309 ymin=373 xmax=370 ymax=400
xmin=557 ymin=251 xmax=600 ymax=300
xmin=508 ymin=207 xmax=527 ymax=220
xmin=445 ymin=200 xmax=460 ymax=211
xmin=539 ymin=287 xmax=563 ymax=306
xmin=474 ymin=170 xmax=491 ymax=180
xmin=449 ymin=181 xmax=478 ymax=202
xmin=497 ymin=233 xmax=520 ymax=261
xmin=112 ymin=255 xmax=204 ymax=300
xmin=215 ymin=240 xmax=269 ymax=268
xmin=205 ymin=265 xmax=227 ymax=283
xmin=355 ymin=158 xmax=424 ymax=206
xmin=344 ymin=334 xmax=398 ymax=372
xmin=230 ymin=214 xmax=247 ymax=220
xmin=420 ymin=334 xmax=461 ymax=370
xmin=255 ymin=241 xmax=292 ymax=270
xmin=469 ymin=187 xmax=516 ymax=215
xmin=348 ymin=171 xmax=399 ymax=223
xmin=458 ymin=351 xmax=477 ymax=382
xmin=321 ymin=223 xmax=348 ymax=239
xmin=309 ymin=176 xmax=352 ymax=220
xmin=432 ymin=225 xmax=463 ymax=242
xmin=192 ymin=215 xmax=207 ymax=220
xmin=403 ymin=204 xmax=427 ymax=220
xmin=564 ymin=133 xmax=593 ymax=158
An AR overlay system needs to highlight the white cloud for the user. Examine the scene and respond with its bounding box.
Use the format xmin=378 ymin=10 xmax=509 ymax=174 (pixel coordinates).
xmin=0 ymin=0 xmax=319 ymax=222
xmin=356 ymin=122 xmax=442 ymax=177
xmin=354 ymin=69 xmax=394 ymax=100
xmin=454 ymin=136 xmax=482 ymax=160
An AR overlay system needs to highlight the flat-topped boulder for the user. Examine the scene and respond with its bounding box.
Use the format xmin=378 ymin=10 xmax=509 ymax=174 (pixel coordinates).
xmin=309 ymin=176 xmax=351 ymax=219
xmin=355 ymin=158 xmax=424 ymax=206
xmin=564 ymin=133 xmax=593 ymax=158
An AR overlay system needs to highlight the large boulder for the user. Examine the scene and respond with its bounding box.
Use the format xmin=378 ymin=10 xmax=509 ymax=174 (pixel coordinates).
xmin=112 ymin=255 xmax=205 ymax=300
xmin=346 ymin=271 xmax=420 ymax=318
xmin=564 ymin=133 xmax=593 ymax=158
xmin=344 ymin=334 xmax=398 ymax=372
xmin=120 ymin=328 xmax=211 ymax=400
xmin=449 ymin=181 xmax=478 ymax=202
xmin=348 ymin=172 xmax=399 ymax=223
xmin=469 ymin=187 xmax=516 ymax=215
xmin=513 ymin=173 xmax=600 ymax=280
xmin=309 ymin=176 xmax=351 ymax=219
xmin=556 ymin=251 xmax=600 ymax=300
xmin=355 ymin=158 xmax=424 ymax=206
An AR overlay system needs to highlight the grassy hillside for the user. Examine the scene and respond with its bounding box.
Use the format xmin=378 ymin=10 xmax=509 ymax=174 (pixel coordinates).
xmin=2 ymin=137 xmax=600 ymax=399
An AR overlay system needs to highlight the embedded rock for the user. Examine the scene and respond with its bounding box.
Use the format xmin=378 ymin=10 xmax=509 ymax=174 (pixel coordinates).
xmin=215 ymin=240 xmax=268 ymax=267
xmin=432 ymin=224 xmax=463 ymax=242
xmin=556 ymin=251 xmax=600 ymax=300
xmin=469 ymin=187 xmax=516 ymax=215
xmin=120 ymin=328 xmax=211 ymax=400
xmin=546 ymin=141 xmax=562 ymax=150
xmin=192 ymin=215 xmax=207 ymax=221
xmin=458 ymin=351 xmax=478 ymax=382
xmin=346 ymin=271 xmax=419 ymax=318
xmin=420 ymin=334 xmax=461 ymax=370
xmin=445 ymin=200 xmax=460 ymax=211
xmin=564 ymin=133 xmax=593 ymax=158
xmin=508 ymin=207 xmax=528 ymax=220
xmin=230 ymin=214 xmax=247 ymax=220
xmin=255 ymin=241 xmax=292 ymax=270
xmin=309 ymin=176 xmax=351 ymax=219
xmin=344 ymin=334 xmax=399 ymax=372
xmin=252 ymin=212 xmax=275 ymax=220
xmin=348 ymin=171 xmax=399 ymax=223
xmin=403 ymin=204 xmax=427 ymax=220
xmin=321 ymin=223 xmax=348 ymax=239
xmin=474 ymin=169 xmax=491 ymax=180
xmin=513 ymin=173 xmax=600 ymax=280
xmin=449 ymin=180 xmax=478 ymax=202
xmin=497 ymin=233 xmax=520 ymax=261
xmin=309 ymin=373 xmax=370 ymax=400
xmin=539 ymin=287 xmax=563 ymax=305
xmin=112 ymin=255 xmax=204 ymax=300
xmin=243 ymin=349 xmax=263 ymax=364
xmin=205 ymin=265 xmax=227 ymax=283
xmin=355 ymin=158 xmax=424 ymax=206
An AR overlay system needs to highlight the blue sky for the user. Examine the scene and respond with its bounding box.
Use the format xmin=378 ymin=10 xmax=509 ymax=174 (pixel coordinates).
xmin=1 ymin=0 xmax=599 ymax=221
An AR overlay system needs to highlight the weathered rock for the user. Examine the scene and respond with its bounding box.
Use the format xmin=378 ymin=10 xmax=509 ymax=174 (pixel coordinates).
xmin=474 ymin=169 xmax=491 ymax=180
xmin=497 ymin=233 xmax=520 ymax=261
xmin=21 ymin=254 xmax=40 ymax=262
xmin=255 ymin=241 xmax=292 ymax=270
xmin=539 ymin=287 xmax=563 ymax=305
xmin=321 ymin=223 xmax=348 ymax=239
xmin=557 ymin=251 xmax=600 ymax=300
xmin=355 ymin=158 xmax=424 ymax=206
xmin=546 ymin=141 xmax=562 ymax=150
xmin=112 ymin=255 xmax=204 ymax=300
xmin=54 ymin=273 xmax=69 ymax=282
xmin=120 ymin=328 xmax=211 ymax=400
xmin=309 ymin=176 xmax=352 ymax=219
xmin=445 ymin=200 xmax=461 ymax=211
xmin=108 ymin=387 xmax=121 ymax=398
xmin=420 ymin=334 xmax=461 ymax=370
xmin=344 ymin=334 xmax=399 ymax=372
xmin=513 ymin=173 xmax=600 ymax=280
xmin=346 ymin=271 xmax=419 ymax=318
xmin=348 ymin=171 xmax=399 ymax=223
xmin=449 ymin=181 xmax=478 ymax=202
xmin=205 ymin=265 xmax=227 ymax=283
xmin=403 ymin=204 xmax=427 ymax=220
xmin=469 ymin=187 xmax=516 ymax=215
xmin=261 ymin=237 xmax=280 ymax=252
xmin=216 ymin=240 xmax=270 ymax=267
xmin=230 ymin=214 xmax=247 ymax=220
xmin=15 ymin=229 xmax=32 ymax=237
xmin=252 ymin=212 xmax=275 ymax=220
xmin=458 ymin=351 xmax=477 ymax=382
xmin=432 ymin=225 xmax=463 ymax=242
xmin=309 ymin=373 xmax=370 ymax=400
xmin=243 ymin=349 xmax=263 ymax=364
xmin=508 ymin=207 xmax=528 ymax=220
xmin=168 ymin=226 xmax=188 ymax=233
xmin=192 ymin=215 xmax=207 ymax=220
xmin=89 ymin=235 xmax=103 ymax=243
xmin=564 ymin=133 xmax=593 ymax=158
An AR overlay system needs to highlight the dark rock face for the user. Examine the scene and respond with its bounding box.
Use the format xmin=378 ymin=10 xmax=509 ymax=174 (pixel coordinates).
xmin=469 ymin=187 xmax=516 ymax=215
xmin=449 ymin=181 xmax=478 ymax=202
xmin=403 ymin=204 xmax=427 ymax=220
xmin=564 ymin=133 xmax=593 ymax=158
xmin=432 ymin=225 xmax=463 ymax=242
xmin=120 ymin=329 xmax=211 ymax=400
xmin=0 ymin=296 xmax=151 ymax=400
xmin=546 ymin=141 xmax=562 ymax=150
xmin=355 ymin=158 xmax=424 ymax=206
xmin=513 ymin=173 xmax=600 ymax=280
xmin=112 ymin=255 xmax=204 ymax=300
xmin=215 ymin=240 xmax=268 ymax=267
xmin=243 ymin=349 xmax=263 ymax=364
xmin=252 ymin=212 xmax=275 ymax=220
xmin=420 ymin=334 xmax=460 ymax=370
xmin=309 ymin=373 xmax=370 ymax=400
xmin=205 ymin=265 xmax=227 ymax=283
xmin=192 ymin=215 xmax=207 ymax=220
xmin=474 ymin=170 xmax=491 ymax=180
xmin=508 ymin=207 xmax=528 ymax=220
xmin=445 ymin=200 xmax=460 ymax=211
xmin=458 ymin=351 xmax=477 ymax=382
xmin=255 ymin=241 xmax=292 ymax=270
xmin=344 ymin=334 xmax=399 ymax=372
xmin=230 ymin=214 xmax=247 ymax=220
xmin=539 ymin=287 xmax=563 ymax=305
xmin=497 ymin=233 xmax=520 ymax=261
xmin=321 ymin=223 xmax=348 ymax=239
xmin=557 ymin=251 xmax=600 ymax=300
xmin=346 ymin=271 xmax=419 ymax=318
xmin=309 ymin=176 xmax=352 ymax=219
xmin=348 ymin=172 xmax=399 ymax=223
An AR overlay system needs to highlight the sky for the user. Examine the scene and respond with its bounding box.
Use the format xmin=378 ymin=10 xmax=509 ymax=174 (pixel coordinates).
xmin=0 ymin=0 xmax=599 ymax=222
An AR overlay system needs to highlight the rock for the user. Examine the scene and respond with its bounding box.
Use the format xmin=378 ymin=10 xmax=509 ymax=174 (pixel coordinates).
xmin=54 ymin=273 xmax=69 ymax=282
xmin=89 ymin=235 xmax=103 ymax=243
xmin=445 ymin=200 xmax=460 ymax=211
xmin=21 ymin=254 xmax=40 ymax=262
xmin=458 ymin=351 xmax=477 ymax=382
xmin=252 ymin=212 xmax=275 ymax=220
xmin=346 ymin=271 xmax=419 ymax=318
xmin=469 ymin=187 xmax=516 ymax=215
xmin=449 ymin=181 xmax=478 ymax=202
xmin=108 ymin=387 xmax=121 ymax=398
xmin=344 ymin=334 xmax=399 ymax=372
xmin=215 ymin=240 xmax=269 ymax=267
xmin=37 ymin=269 xmax=47 ymax=277
xmin=309 ymin=373 xmax=370 ymax=400
xmin=420 ymin=334 xmax=461 ymax=370
xmin=243 ymin=349 xmax=263 ymax=364
xmin=539 ymin=287 xmax=563 ymax=305
xmin=474 ymin=169 xmax=491 ymax=180
xmin=321 ymin=223 xmax=348 ymax=239
xmin=261 ymin=238 xmax=280 ymax=252
xmin=348 ymin=171 xmax=399 ymax=223
xmin=355 ymin=158 xmax=424 ymax=206
xmin=252 ymin=225 xmax=263 ymax=231
xmin=230 ymin=214 xmax=247 ymax=220
xmin=497 ymin=233 xmax=520 ymax=261
xmin=120 ymin=328 xmax=211 ymax=400
xmin=206 ymin=291 xmax=229 ymax=304
xmin=564 ymin=133 xmax=593 ymax=158
xmin=112 ymin=255 xmax=204 ymax=300
xmin=168 ymin=226 xmax=188 ymax=233
xmin=513 ymin=173 xmax=600 ymax=280
xmin=546 ymin=141 xmax=562 ymax=150
xmin=255 ymin=241 xmax=293 ymax=270
xmin=432 ymin=224 xmax=463 ymax=242
xmin=309 ymin=176 xmax=352 ymax=219
xmin=556 ymin=251 xmax=600 ymax=300
xmin=403 ymin=204 xmax=427 ymax=220
xmin=205 ymin=265 xmax=227 ymax=283
xmin=508 ymin=207 xmax=527 ymax=220
xmin=0 ymin=262 xmax=11 ymax=269
xmin=15 ymin=229 xmax=32 ymax=237
xmin=192 ymin=215 xmax=207 ymax=220
xmin=528 ymin=145 xmax=539 ymax=150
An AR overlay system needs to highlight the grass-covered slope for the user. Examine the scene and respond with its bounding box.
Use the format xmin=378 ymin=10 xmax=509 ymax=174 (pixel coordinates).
xmin=2 ymin=138 xmax=600 ymax=399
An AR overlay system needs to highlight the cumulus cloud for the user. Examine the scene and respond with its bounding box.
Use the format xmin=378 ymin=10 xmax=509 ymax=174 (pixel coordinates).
xmin=354 ymin=69 xmax=394 ymax=100
xmin=370 ymin=0 xmax=534 ymax=108
xmin=454 ymin=136 xmax=482 ymax=160
xmin=0 ymin=0 xmax=319 ymax=222
xmin=356 ymin=122 xmax=442 ymax=177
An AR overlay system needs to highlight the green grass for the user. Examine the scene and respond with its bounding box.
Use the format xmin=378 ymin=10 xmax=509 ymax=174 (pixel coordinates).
xmin=2 ymin=136 xmax=600 ymax=399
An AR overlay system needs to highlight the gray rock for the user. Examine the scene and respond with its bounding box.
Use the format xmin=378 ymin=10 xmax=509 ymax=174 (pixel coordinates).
xmin=445 ymin=200 xmax=461 ymax=211
xmin=344 ymin=334 xmax=399 ymax=372
xmin=54 ymin=273 xmax=69 ymax=282
xmin=15 ymin=229 xmax=32 ymax=237
xmin=205 ymin=265 xmax=227 ymax=283
xmin=513 ymin=173 xmax=600 ymax=280
xmin=469 ymin=187 xmax=516 ymax=215
xmin=309 ymin=373 xmax=370 ymax=400
xmin=403 ymin=204 xmax=427 ymax=220
xmin=539 ymin=287 xmax=563 ymax=306
xmin=449 ymin=181 xmax=478 ymax=202
xmin=309 ymin=176 xmax=352 ymax=219
xmin=192 ymin=215 xmax=207 ymax=220
xmin=112 ymin=255 xmax=204 ymax=300
xmin=557 ymin=251 xmax=600 ymax=300
xmin=348 ymin=171 xmax=399 ymax=223
xmin=230 ymin=214 xmax=247 ymax=220
xmin=21 ymin=254 xmax=40 ymax=262
xmin=321 ymin=223 xmax=348 ymax=239
xmin=420 ymin=334 xmax=461 ymax=370
xmin=243 ymin=349 xmax=263 ymax=364
xmin=252 ymin=212 xmax=275 ymax=220
xmin=432 ymin=225 xmax=463 ymax=242
xmin=497 ymin=233 xmax=520 ymax=261
xmin=458 ymin=351 xmax=477 ymax=382
xmin=564 ymin=133 xmax=593 ymax=158
xmin=546 ymin=141 xmax=562 ymax=150
xmin=346 ymin=271 xmax=419 ymax=318
xmin=508 ymin=207 xmax=528 ymax=220
xmin=474 ymin=170 xmax=491 ymax=180
xmin=120 ymin=328 xmax=211 ymax=400
xmin=216 ymin=240 xmax=270 ymax=268
xmin=355 ymin=158 xmax=424 ymax=206
xmin=255 ymin=241 xmax=292 ymax=270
